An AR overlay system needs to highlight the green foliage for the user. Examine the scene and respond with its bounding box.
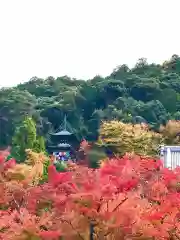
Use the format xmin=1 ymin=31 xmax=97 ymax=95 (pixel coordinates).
xmin=1 ymin=55 xmax=180 ymax=147
xmin=54 ymin=160 xmax=67 ymax=172
xmin=87 ymin=147 xmax=107 ymax=169
xmin=39 ymin=157 xmax=50 ymax=184
xmin=0 ymin=88 xmax=37 ymax=147
xmin=34 ymin=136 xmax=46 ymax=153
xmin=11 ymin=117 xmax=46 ymax=162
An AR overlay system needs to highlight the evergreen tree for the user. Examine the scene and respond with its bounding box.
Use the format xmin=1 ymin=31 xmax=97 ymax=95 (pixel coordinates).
xmin=34 ymin=136 xmax=46 ymax=153
xmin=11 ymin=117 xmax=46 ymax=162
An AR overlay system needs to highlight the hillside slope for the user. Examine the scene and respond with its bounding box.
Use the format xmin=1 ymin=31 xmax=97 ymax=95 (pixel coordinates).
xmin=1 ymin=55 xmax=180 ymax=147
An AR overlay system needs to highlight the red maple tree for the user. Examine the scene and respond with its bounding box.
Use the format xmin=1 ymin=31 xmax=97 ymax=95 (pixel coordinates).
xmin=1 ymin=151 xmax=180 ymax=239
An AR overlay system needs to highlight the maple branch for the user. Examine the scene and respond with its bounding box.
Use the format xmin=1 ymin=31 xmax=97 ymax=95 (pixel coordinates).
xmin=61 ymin=219 xmax=85 ymax=240
xmin=107 ymin=201 xmax=109 ymax=211
xmin=12 ymin=194 xmax=21 ymax=211
xmin=89 ymin=198 xmax=129 ymax=239
xmin=97 ymin=196 xmax=103 ymax=213
xmin=173 ymin=233 xmax=180 ymax=240
xmin=112 ymin=197 xmax=128 ymax=212
xmin=12 ymin=194 xmax=27 ymax=224
xmin=101 ymin=198 xmax=129 ymax=238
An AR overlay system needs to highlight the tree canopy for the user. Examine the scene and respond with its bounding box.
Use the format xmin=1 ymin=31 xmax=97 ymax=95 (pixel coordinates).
xmin=1 ymin=55 xmax=180 ymax=147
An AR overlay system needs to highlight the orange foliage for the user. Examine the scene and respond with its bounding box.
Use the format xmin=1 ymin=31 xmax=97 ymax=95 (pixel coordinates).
xmin=1 ymin=151 xmax=180 ymax=239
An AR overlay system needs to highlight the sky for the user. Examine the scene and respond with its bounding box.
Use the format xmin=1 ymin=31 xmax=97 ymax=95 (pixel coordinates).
xmin=0 ymin=0 xmax=180 ymax=88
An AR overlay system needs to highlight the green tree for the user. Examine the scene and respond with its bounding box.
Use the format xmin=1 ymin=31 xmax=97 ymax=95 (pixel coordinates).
xmin=0 ymin=88 xmax=37 ymax=147
xmin=130 ymin=77 xmax=161 ymax=102
xmin=11 ymin=117 xmax=45 ymax=162
xmin=157 ymin=88 xmax=178 ymax=113
xmin=1 ymin=54 xmax=180 ymax=147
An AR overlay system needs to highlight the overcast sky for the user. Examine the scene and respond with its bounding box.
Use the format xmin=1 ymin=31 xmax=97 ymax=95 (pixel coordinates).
xmin=0 ymin=0 xmax=179 ymax=87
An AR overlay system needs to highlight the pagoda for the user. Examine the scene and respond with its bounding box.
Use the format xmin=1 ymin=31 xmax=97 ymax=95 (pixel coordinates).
xmin=47 ymin=116 xmax=79 ymax=162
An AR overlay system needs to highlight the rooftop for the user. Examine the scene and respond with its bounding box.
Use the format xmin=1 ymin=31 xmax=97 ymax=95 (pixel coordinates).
xmin=50 ymin=130 xmax=72 ymax=136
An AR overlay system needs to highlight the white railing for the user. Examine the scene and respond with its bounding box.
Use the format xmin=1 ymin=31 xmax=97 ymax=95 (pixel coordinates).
xmin=160 ymin=145 xmax=180 ymax=169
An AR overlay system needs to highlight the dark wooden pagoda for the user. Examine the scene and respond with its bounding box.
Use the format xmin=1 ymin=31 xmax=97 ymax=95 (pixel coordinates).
xmin=47 ymin=116 xmax=79 ymax=162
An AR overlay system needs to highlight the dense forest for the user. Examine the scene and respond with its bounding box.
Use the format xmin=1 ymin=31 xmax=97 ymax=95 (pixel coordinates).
xmin=1 ymin=54 xmax=180 ymax=148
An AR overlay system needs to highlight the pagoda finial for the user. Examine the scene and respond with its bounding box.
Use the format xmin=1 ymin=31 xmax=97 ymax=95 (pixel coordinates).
xmin=64 ymin=115 xmax=67 ymax=130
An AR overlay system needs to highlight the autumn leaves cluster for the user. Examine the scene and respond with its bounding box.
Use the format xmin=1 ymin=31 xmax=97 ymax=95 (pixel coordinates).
xmin=1 ymin=148 xmax=180 ymax=239
xmin=97 ymin=120 xmax=180 ymax=157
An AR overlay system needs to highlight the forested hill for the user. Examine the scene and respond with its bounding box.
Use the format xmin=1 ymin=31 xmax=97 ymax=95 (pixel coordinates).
xmin=1 ymin=55 xmax=180 ymax=147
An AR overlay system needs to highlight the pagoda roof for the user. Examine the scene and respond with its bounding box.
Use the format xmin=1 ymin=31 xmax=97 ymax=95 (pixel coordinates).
xmin=57 ymin=143 xmax=71 ymax=147
xmin=47 ymin=143 xmax=72 ymax=152
xmin=50 ymin=130 xmax=73 ymax=136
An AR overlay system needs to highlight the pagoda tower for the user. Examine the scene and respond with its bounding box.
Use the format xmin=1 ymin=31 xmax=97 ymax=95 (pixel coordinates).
xmin=47 ymin=116 xmax=78 ymax=162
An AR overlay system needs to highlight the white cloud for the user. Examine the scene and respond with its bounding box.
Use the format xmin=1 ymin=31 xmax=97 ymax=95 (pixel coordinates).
xmin=0 ymin=0 xmax=179 ymax=87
